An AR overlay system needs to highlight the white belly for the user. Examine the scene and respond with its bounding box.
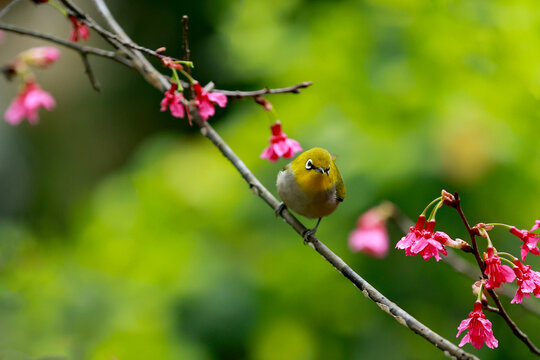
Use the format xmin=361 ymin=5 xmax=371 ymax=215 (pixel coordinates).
xmin=277 ymin=169 xmax=339 ymax=219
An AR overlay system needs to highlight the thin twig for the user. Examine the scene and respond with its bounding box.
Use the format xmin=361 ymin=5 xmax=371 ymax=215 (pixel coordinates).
xmin=455 ymin=193 xmax=540 ymax=356
xmin=485 ymin=305 xmax=501 ymax=314
xmin=188 ymin=106 xmax=477 ymax=360
xmin=0 ymin=0 xmax=21 ymax=19
xmin=181 ymin=15 xmax=194 ymax=98
xmin=213 ymin=81 xmax=313 ymax=98
xmin=454 ymin=193 xmax=485 ymax=272
xmin=0 ymin=22 xmax=131 ymax=67
xmin=181 ymin=15 xmax=191 ymax=75
xmin=79 ymin=53 xmax=100 ymax=91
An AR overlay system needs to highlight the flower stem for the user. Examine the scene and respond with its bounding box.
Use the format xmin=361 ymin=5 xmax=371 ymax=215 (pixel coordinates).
xmin=478 ymin=228 xmax=493 ymax=247
xmin=476 ymin=283 xmax=485 ymax=302
xmin=485 ymin=222 xmax=513 ymax=229
xmin=173 ymin=60 xmax=194 ymax=68
xmin=497 ymin=251 xmax=517 ymax=262
xmin=48 ymin=0 xmax=68 ymax=16
xmin=421 ymin=196 xmax=442 ymax=217
xmin=499 ymin=256 xmax=516 ymax=267
xmin=179 ymin=68 xmax=195 ymax=84
xmin=171 ymin=68 xmax=182 ymax=91
xmin=427 ymin=199 xmax=443 ymax=221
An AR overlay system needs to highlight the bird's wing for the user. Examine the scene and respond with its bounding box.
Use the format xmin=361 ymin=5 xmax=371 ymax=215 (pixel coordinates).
xmin=334 ymin=166 xmax=346 ymax=202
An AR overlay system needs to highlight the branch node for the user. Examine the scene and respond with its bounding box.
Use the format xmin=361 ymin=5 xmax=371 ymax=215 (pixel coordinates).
xmin=249 ymin=183 xmax=261 ymax=195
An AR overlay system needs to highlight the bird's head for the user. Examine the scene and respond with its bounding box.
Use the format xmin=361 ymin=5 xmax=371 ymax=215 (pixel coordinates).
xmin=291 ymin=147 xmax=338 ymax=193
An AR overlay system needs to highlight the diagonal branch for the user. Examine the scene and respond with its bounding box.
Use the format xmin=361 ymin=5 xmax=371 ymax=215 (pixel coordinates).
xmin=189 ymin=105 xmax=478 ymax=360
xmin=0 ymin=0 xmax=21 ymax=19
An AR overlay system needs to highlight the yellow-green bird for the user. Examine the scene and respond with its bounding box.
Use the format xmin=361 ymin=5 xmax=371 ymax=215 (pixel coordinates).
xmin=277 ymin=147 xmax=346 ymax=239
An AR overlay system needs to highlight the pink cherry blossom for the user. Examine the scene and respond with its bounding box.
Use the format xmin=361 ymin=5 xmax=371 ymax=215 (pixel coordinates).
xmin=19 ymin=47 xmax=61 ymax=68
xmin=509 ymin=221 xmax=540 ymax=261
xmin=349 ymin=209 xmax=389 ymax=258
xmin=69 ymin=16 xmax=90 ymax=42
xmin=4 ymin=82 xmax=55 ymax=125
xmin=396 ymin=216 xmax=452 ymax=261
xmin=260 ymin=121 xmax=302 ymax=162
xmin=483 ymin=247 xmax=515 ymax=289
xmin=160 ymin=83 xmax=187 ymax=120
xmin=193 ymin=82 xmax=227 ymax=120
xmin=456 ymin=301 xmax=498 ymax=349
xmin=396 ymin=215 xmax=425 ymax=256
xmin=511 ymin=260 xmax=540 ymax=304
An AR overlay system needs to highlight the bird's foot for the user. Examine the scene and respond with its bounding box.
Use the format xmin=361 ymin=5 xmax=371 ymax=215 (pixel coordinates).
xmin=302 ymin=228 xmax=317 ymax=245
xmin=275 ymin=202 xmax=287 ymax=217
xmin=302 ymin=218 xmax=322 ymax=245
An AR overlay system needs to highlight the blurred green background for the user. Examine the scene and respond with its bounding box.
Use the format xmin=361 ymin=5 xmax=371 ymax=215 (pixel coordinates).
xmin=1 ymin=0 xmax=540 ymax=359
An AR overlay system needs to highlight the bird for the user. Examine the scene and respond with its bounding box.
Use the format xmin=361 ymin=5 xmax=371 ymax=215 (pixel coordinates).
xmin=276 ymin=147 xmax=345 ymax=241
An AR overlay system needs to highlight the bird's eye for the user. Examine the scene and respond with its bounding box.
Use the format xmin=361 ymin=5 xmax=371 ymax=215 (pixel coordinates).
xmin=305 ymin=159 xmax=313 ymax=170
xmin=325 ymin=168 xmax=330 ymax=174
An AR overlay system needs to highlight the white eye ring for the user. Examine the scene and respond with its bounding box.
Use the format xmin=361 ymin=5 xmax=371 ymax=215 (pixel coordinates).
xmin=305 ymin=159 xmax=313 ymax=170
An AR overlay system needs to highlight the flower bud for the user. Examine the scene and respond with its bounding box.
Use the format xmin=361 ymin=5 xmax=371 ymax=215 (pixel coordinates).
xmin=18 ymin=47 xmax=60 ymax=68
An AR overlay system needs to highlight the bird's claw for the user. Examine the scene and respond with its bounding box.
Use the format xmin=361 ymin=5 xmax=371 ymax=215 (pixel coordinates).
xmin=302 ymin=228 xmax=316 ymax=245
xmin=275 ymin=202 xmax=286 ymax=217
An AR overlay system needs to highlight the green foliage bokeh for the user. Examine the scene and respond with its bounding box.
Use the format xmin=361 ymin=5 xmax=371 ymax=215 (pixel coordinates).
xmin=0 ymin=0 xmax=539 ymax=359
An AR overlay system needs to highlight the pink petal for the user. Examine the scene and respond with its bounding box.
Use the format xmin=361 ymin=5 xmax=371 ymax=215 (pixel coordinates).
xmin=273 ymin=141 xmax=289 ymax=157
xmin=260 ymin=146 xmax=278 ymax=162
xmin=4 ymin=99 xmax=25 ymax=125
xmin=79 ymin=25 xmax=90 ymax=41
xmin=285 ymin=139 xmax=303 ymax=154
xmin=25 ymin=89 xmax=55 ymax=111
xmin=348 ymin=226 xmax=389 ymax=258
xmin=169 ymin=102 xmax=185 ymax=118
xmin=197 ymin=99 xmax=215 ymax=120
xmin=501 ymin=265 xmax=516 ymax=283
xmin=511 ymin=290 xmax=524 ymax=304
xmin=207 ymin=92 xmax=227 ymax=107
xmin=69 ymin=29 xmax=78 ymax=42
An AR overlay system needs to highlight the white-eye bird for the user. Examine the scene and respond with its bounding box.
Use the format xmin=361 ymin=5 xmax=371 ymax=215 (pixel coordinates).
xmin=276 ymin=147 xmax=345 ymax=239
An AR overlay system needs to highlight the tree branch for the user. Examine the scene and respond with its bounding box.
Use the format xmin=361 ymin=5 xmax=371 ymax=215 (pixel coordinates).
xmin=63 ymin=0 xmax=169 ymax=91
xmin=213 ymin=81 xmax=313 ymax=98
xmin=0 ymin=22 xmax=131 ymax=67
xmin=188 ymin=106 xmax=478 ymax=360
xmin=0 ymin=0 xmax=21 ymax=19
xmin=79 ymin=52 xmax=100 ymax=91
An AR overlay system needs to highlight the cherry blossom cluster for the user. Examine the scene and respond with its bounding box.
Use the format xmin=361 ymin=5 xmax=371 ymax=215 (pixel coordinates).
xmin=159 ymin=57 xmax=227 ymax=125
xmin=395 ymin=190 xmax=540 ymax=350
xmin=2 ymin=1 xmax=93 ymax=126
xmin=3 ymin=47 xmax=60 ymax=125
xmin=158 ymin=61 xmax=302 ymax=162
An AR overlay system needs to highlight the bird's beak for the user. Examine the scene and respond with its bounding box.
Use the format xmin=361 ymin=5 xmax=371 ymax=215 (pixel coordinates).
xmin=315 ymin=167 xmax=325 ymax=174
